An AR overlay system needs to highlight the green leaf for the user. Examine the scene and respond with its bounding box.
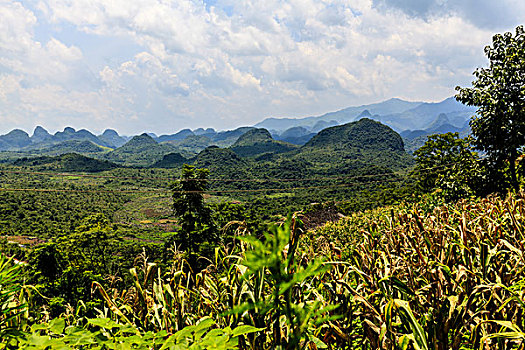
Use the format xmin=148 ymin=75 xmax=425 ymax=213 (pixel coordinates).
xmin=393 ymin=299 xmax=429 ymax=350
xmin=231 ymin=325 xmax=264 ymax=337
xmin=49 ymin=317 xmax=66 ymax=334
xmin=308 ymin=335 xmax=328 ymax=349
xmin=87 ymin=317 xmax=123 ymax=329
xmin=193 ymin=317 xmax=215 ymax=340
xmin=398 ymin=334 xmax=414 ymax=350
xmin=490 ymin=320 xmax=523 ymax=333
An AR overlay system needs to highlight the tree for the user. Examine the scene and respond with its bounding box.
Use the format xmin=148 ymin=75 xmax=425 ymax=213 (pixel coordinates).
xmin=455 ymin=25 xmax=525 ymax=191
xmin=412 ymin=133 xmax=481 ymax=200
xmin=171 ymin=165 xmax=217 ymax=260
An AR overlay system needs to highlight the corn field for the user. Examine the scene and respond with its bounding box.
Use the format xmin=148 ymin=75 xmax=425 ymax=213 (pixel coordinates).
xmin=314 ymin=192 xmax=525 ymax=349
xmin=2 ymin=192 xmax=525 ymax=349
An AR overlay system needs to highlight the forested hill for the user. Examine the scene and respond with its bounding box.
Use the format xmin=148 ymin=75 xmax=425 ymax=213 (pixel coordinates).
xmin=293 ymin=118 xmax=412 ymax=171
xmin=12 ymin=153 xmax=119 ymax=172
xmin=0 ymin=118 xmax=411 ymax=172
xmin=230 ymin=128 xmax=298 ymax=157
xmin=303 ymin=118 xmax=405 ymax=152
xmin=103 ymin=133 xmax=179 ymax=167
xmin=146 ymin=119 xmax=412 ymax=176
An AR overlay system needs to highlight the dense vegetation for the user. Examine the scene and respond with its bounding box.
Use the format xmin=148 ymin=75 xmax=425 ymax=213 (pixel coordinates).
xmin=0 ymin=25 xmax=524 ymax=349
xmin=2 ymin=192 xmax=525 ymax=349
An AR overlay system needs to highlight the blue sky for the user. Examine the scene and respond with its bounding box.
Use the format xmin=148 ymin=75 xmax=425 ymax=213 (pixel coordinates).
xmin=0 ymin=0 xmax=524 ymax=135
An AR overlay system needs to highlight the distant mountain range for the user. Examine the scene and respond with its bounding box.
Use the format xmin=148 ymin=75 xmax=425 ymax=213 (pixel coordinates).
xmin=7 ymin=119 xmax=412 ymax=179
xmin=153 ymin=118 xmax=412 ymax=183
xmin=257 ymin=96 xmax=474 ymax=133
xmin=0 ymin=96 xmax=476 ymax=165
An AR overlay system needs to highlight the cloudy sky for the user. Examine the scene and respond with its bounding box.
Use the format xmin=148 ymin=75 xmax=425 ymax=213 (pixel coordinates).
xmin=0 ymin=0 xmax=524 ymax=135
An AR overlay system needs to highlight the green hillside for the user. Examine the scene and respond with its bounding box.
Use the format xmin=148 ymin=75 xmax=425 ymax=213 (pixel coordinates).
xmin=0 ymin=129 xmax=31 ymax=150
xmin=12 ymin=153 xmax=120 ymax=172
xmin=304 ymin=118 xmax=404 ymax=151
xmin=297 ymin=118 xmax=413 ymax=170
xmin=98 ymin=129 xmax=127 ymax=148
xmin=35 ymin=140 xmax=109 ymax=156
xmin=105 ymin=133 xmax=178 ymax=167
xmin=0 ymin=140 xmax=110 ymax=163
xmin=192 ymin=146 xmax=251 ymax=180
xmin=151 ymin=152 xmax=188 ymax=168
xmin=232 ymin=128 xmax=273 ymax=145
xmin=164 ymin=134 xmax=215 ymax=155
xmin=230 ymin=128 xmax=298 ymax=157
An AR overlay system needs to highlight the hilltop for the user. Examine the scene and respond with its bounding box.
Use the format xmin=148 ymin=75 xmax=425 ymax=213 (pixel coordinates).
xmin=293 ymin=118 xmax=412 ymax=171
xmin=104 ymin=133 xmax=179 ymax=167
xmin=230 ymin=129 xmax=298 ymax=157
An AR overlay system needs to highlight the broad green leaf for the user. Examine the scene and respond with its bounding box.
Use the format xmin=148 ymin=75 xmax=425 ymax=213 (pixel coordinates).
xmin=87 ymin=317 xmax=123 ymax=329
xmin=231 ymin=325 xmax=264 ymax=337
xmin=193 ymin=318 xmax=216 ymax=340
xmin=49 ymin=317 xmax=66 ymax=334
xmin=394 ymin=299 xmax=429 ymax=350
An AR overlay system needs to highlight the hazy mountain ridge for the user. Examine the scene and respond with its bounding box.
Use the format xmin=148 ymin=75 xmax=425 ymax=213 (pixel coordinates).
xmin=0 ymin=126 xmax=125 ymax=152
xmin=255 ymin=97 xmax=475 ymax=133
xmin=0 ymin=96 xmax=475 ymax=162
xmin=401 ymin=112 xmax=472 ymax=153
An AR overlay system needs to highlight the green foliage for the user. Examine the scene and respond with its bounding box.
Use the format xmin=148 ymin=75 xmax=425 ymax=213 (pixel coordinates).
xmin=314 ymin=193 xmax=525 ymax=349
xmin=412 ymin=132 xmax=482 ymax=200
xmin=171 ymin=165 xmax=218 ymax=264
xmin=88 ymin=216 xmax=337 ymax=349
xmin=8 ymin=315 xmax=256 ymax=349
xmin=0 ymin=254 xmax=29 ymax=341
xmin=236 ymin=216 xmax=335 ymax=349
xmin=5 ymin=191 xmax=525 ymax=349
xmin=104 ymin=134 xmax=179 ymax=167
xmin=0 ymin=189 xmax=127 ymax=238
xmin=456 ymin=25 xmax=525 ymax=192
xmin=13 ymin=153 xmax=119 ymax=173
xmin=25 ymin=213 xmax=165 ymax=315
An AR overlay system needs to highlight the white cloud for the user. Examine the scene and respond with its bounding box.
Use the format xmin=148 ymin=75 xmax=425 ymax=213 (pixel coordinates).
xmin=372 ymin=0 xmax=525 ymax=30
xmin=0 ymin=0 xmax=523 ymax=134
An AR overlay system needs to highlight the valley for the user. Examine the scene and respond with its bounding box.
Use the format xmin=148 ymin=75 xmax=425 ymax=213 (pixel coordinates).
xmin=0 ymin=90 xmax=523 ymax=349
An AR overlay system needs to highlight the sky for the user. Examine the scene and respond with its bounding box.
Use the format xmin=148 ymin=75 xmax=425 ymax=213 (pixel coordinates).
xmin=0 ymin=0 xmax=524 ymax=136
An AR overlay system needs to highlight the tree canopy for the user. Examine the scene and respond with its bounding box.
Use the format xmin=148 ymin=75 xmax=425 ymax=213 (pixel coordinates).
xmin=412 ymin=133 xmax=481 ymax=200
xmin=455 ymin=25 xmax=525 ymax=191
xmin=171 ymin=164 xmax=217 ymax=263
